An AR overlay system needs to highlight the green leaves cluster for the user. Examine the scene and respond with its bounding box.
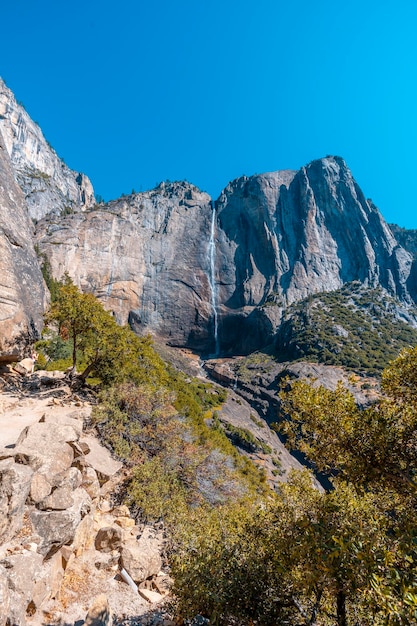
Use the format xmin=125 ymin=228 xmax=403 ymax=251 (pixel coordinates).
xmin=275 ymin=348 xmax=417 ymax=624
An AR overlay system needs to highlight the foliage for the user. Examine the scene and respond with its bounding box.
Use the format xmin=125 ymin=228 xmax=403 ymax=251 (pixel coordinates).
xmin=276 ymin=346 xmax=417 ymax=624
xmin=172 ymin=473 xmax=393 ymax=626
xmin=93 ymin=381 xmax=266 ymax=524
xmin=34 ymin=247 xmax=61 ymax=302
xmin=40 ymin=282 xmax=266 ymax=522
xmin=223 ymin=423 xmax=272 ymax=454
xmin=173 ymin=346 xmax=417 ymax=625
xmin=43 ymin=281 xmax=168 ymax=385
xmin=275 ymin=282 xmax=417 ymax=375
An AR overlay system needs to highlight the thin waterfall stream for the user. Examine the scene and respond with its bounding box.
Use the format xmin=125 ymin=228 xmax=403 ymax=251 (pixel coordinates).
xmin=208 ymin=201 xmax=219 ymax=355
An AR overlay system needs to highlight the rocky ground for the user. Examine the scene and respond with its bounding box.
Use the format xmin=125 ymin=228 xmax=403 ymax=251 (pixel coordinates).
xmin=0 ymin=369 xmax=174 ymax=626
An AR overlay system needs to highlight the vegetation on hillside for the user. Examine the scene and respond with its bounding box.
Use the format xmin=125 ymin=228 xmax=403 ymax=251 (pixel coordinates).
xmin=37 ymin=281 xmax=267 ymax=524
xmin=37 ymin=279 xmax=417 ymax=625
xmin=275 ymin=282 xmax=417 ymax=375
xmin=172 ymin=346 xmax=417 ymax=625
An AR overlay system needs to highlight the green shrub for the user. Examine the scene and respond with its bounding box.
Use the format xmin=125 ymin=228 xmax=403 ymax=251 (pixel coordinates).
xmin=275 ymin=283 xmax=417 ymax=375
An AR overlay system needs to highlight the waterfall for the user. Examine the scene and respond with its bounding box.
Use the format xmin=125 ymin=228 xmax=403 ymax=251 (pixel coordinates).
xmin=208 ymin=202 xmax=219 ymax=355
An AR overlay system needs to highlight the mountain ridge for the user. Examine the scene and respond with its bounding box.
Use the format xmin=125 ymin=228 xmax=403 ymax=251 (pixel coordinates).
xmin=1 ymin=77 xmax=417 ymax=363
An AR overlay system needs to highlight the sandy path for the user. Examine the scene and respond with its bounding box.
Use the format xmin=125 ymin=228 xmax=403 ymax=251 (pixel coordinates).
xmin=0 ymin=392 xmax=54 ymax=448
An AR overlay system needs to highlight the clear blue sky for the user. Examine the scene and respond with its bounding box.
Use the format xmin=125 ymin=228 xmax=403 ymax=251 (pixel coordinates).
xmin=2 ymin=1 xmax=417 ymax=227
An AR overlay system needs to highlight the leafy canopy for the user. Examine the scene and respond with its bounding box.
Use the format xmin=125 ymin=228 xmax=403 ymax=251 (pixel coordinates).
xmin=44 ymin=281 xmax=167 ymax=386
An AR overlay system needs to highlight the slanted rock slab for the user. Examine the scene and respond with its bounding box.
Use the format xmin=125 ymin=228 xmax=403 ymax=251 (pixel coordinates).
xmin=14 ymin=422 xmax=77 ymax=475
xmin=0 ymin=564 xmax=10 ymax=626
xmin=30 ymin=487 xmax=92 ymax=556
xmin=81 ymin=434 xmax=123 ymax=482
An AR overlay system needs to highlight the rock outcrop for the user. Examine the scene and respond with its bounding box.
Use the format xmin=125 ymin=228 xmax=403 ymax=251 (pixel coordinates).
xmin=0 ymin=78 xmax=95 ymax=220
xmin=0 ymin=128 xmax=47 ymax=352
xmin=36 ymin=181 xmax=217 ymax=351
xmin=35 ymin=157 xmax=417 ymax=355
xmin=0 ymin=374 xmax=170 ymax=625
xmin=215 ymin=157 xmax=415 ymax=352
xmin=2 ymin=77 xmax=416 ymax=358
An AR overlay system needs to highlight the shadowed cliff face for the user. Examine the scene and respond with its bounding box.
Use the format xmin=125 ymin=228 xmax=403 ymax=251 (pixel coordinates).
xmin=215 ymin=157 xmax=414 ymax=352
xmin=0 ymin=130 xmax=48 ymax=351
xmin=35 ymin=157 xmax=416 ymax=355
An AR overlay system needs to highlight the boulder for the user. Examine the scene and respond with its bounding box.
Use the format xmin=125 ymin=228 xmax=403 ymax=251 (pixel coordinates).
xmin=53 ymin=466 xmax=83 ymax=491
xmin=30 ymin=487 xmax=92 ymax=557
xmin=0 ymin=565 xmax=10 ymax=626
xmin=120 ymin=526 xmax=162 ymax=583
xmin=94 ymin=526 xmax=123 ymax=553
xmin=30 ymin=472 xmax=52 ymax=503
xmin=38 ymin=484 xmax=74 ymax=511
xmin=80 ymin=434 xmax=123 ymax=482
xmin=0 ymin=458 xmax=33 ymax=543
xmin=138 ymin=588 xmax=165 ymax=603
xmin=81 ymin=466 xmax=101 ymax=499
xmin=14 ymin=421 xmax=77 ymax=475
xmin=84 ymin=594 xmax=112 ymax=626
xmin=40 ymin=411 xmax=84 ymax=438
xmin=0 ymin=551 xmax=44 ymax=625
xmin=71 ymin=510 xmax=95 ymax=555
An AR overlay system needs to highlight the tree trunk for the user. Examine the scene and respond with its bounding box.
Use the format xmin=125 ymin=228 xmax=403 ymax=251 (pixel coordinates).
xmin=79 ymin=361 xmax=96 ymax=382
xmin=336 ymin=590 xmax=347 ymax=626
xmin=72 ymin=330 xmax=77 ymax=370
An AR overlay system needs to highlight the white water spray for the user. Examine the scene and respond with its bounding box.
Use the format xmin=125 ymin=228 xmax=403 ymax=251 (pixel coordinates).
xmin=208 ymin=202 xmax=219 ymax=355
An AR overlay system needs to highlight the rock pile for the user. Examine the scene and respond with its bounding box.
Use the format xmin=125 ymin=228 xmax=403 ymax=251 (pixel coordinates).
xmin=0 ymin=374 xmax=171 ymax=625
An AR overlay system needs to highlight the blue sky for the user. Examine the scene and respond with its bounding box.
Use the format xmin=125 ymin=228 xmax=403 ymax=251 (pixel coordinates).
xmin=2 ymin=1 xmax=417 ymax=227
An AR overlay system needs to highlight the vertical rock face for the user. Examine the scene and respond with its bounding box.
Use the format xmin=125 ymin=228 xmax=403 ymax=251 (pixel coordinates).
xmin=2 ymin=76 xmax=415 ymax=357
xmin=36 ymin=182 xmax=217 ymax=351
xmin=0 ymin=78 xmax=95 ymax=220
xmin=0 ymin=129 xmax=47 ymax=352
xmin=217 ymin=157 xmax=412 ymax=308
xmin=215 ymin=157 xmax=414 ymax=351
xmin=35 ymin=156 xmax=416 ymax=355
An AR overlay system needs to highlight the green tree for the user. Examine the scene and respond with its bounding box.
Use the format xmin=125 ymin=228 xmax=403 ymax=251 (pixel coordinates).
xmin=278 ymin=348 xmax=417 ymax=625
xmin=44 ymin=282 xmax=167 ymax=386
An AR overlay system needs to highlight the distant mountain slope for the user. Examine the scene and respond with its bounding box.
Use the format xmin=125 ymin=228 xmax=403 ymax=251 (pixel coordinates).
xmin=1 ymin=77 xmax=417 ymax=365
xmin=275 ymin=282 xmax=417 ymax=375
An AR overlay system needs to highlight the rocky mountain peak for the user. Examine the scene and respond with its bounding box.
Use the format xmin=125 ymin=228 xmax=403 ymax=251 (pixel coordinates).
xmin=34 ymin=154 xmax=417 ymax=356
xmin=0 ymin=77 xmax=95 ymax=220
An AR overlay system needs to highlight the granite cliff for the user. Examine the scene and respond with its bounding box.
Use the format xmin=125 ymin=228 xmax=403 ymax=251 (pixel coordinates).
xmin=1 ymin=78 xmax=417 ymax=358
xmin=0 ymin=130 xmax=47 ymax=352
xmin=35 ymin=157 xmax=417 ymax=355
xmin=0 ymin=78 xmax=94 ymax=221
xmin=35 ymin=181 xmax=216 ymax=351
